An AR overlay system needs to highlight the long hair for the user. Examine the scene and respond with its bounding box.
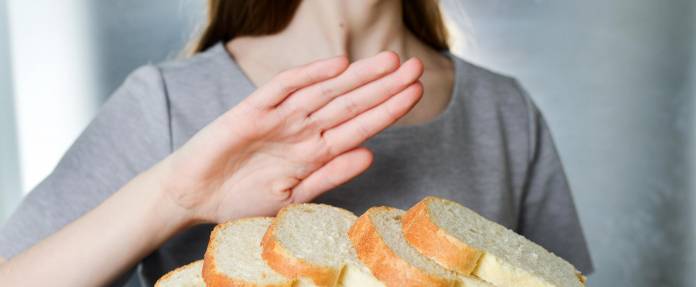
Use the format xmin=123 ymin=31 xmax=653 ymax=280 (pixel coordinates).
xmin=192 ymin=0 xmax=450 ymax=54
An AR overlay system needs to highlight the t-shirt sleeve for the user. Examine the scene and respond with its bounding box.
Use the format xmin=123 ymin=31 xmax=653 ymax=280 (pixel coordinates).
xmin=0 ymin=66 xmax=172 ymax=260
xmin=517 ymin=89 xmax=595 ymax=274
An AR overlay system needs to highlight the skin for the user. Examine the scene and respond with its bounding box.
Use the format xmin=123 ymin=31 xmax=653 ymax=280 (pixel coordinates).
xmin=229 ymin=0 xmax=454 ymax=126
xmin=0 ymin=0 xmax=453 ymax=286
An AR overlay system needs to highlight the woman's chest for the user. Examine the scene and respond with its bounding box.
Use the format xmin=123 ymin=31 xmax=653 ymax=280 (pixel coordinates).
xmin=315 ymin=128 xmax=524 ymax=230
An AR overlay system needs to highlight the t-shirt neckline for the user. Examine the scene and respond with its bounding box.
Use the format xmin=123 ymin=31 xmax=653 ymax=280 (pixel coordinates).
xmin=211 ymin=42 xmax=461 ymax=135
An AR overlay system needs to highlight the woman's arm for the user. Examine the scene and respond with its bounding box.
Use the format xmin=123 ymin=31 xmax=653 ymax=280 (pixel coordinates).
xmin=0 ymin=167 xmax=189 ymax=286
xmin=0 ymin=52 xmax=423 ymax=286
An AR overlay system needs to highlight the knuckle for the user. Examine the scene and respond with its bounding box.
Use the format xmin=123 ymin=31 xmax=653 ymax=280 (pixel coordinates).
xmin=274 ymin=82 xmax=293 ymax=97
xmin=342 ymin=69 xmax=361 ymax=86
xmin=380 ymin=73 xmax=409 ymax=95
xmin=355 ymin=122 xmax=372 ymax=139
xmin=399 ymin=77 xmax=414 ymax=89
xmin=274 ymin=70 xmax=293 ymax=82
xmin=298 ymin=68 xmax=316 ymax=84
xmin=278 ymin=99 xmax=309 ymax=119
xmin=391 ymin=77 xmax=409 ymax=93
xmin=303 ymin=114 xmax=320 ymax=131
xmin=317 ymin=82 xmax=334 ymax=97
xmin=306 ymin=70 xmax=320 ymax=83
xmin=377 ymin=78 xmax=394 ymax=95
xmin=341 ymin=96 xmax=360 ymax=115
xmin=314 ymin=133 xmax=337 ymax=160
xmin=384 ymin=102 xmax=400 ymax=119
xmin=272 ymin=72 xmax=295 ymax=94
xmin=287 ymin=99 xmax=309 ymax=115
xmin=295 ymin=140 xmax=330 ymax=163
xmin=313 ymin=142 xmax=334 ymax=163
xmin=292 ymin=163 xmax=313 ymax=179
xmin=324 ymin=176 xmax=339 ymax=190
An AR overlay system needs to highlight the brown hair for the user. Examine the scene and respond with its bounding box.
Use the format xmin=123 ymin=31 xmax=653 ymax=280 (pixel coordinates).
xmin=192 ymin=0 xmax=449 ymax=54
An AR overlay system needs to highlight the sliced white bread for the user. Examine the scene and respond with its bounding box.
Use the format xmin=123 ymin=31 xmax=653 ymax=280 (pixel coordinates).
xmin=261 ymin=203 xmax=383 ymax=287
xmin=458 ymin=276 xmax=497 ymax=287
xmin=348 ymin=206 xmax=492 ymax=287
xmin=155 ymin=260 xmax=206 ymax=287
xmin=203 ymin=217 xmax=295 ymax=287
xmin=402 ymin=196 xmax=586 ymax=287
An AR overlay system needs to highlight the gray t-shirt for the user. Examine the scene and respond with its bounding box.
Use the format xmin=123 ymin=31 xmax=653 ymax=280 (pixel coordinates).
xmin=0 ymin=43 xmax=593 ymax=285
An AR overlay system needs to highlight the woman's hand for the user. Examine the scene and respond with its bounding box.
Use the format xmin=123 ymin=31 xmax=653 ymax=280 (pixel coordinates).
xmin=158 ymin=51 xmax=424 ymax=224
xmin=0 ymin=52 xmax=423 ymax=287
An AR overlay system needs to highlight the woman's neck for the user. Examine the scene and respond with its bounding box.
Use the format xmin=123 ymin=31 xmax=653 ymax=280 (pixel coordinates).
xmin=227 ymin=0 xmax=454 ymax=126
xmin=283 ymin=0 xmax=406 ymax=61
xmin=227 ymin=0 xmax=436 ymax=81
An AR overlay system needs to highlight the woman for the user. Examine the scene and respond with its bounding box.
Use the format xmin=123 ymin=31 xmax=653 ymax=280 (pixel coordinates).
xmin=0 ymin=0 xmax=593 ymax=286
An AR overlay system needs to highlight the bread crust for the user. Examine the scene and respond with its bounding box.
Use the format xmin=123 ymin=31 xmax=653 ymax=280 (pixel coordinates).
xmin=402 ymin=197 xmax=484 ymax=275
xmin=203 ymin=219 xmax=294 ymax=287
xmin=260 ymin=208 xmax=341 ymax=287
xmin=406 ymin=197 xmax=586 ymax=287
xmin=348 ymin=206 xmax=456 ymax=287
xmin=155 ymin=260 xmax=204 ymax=287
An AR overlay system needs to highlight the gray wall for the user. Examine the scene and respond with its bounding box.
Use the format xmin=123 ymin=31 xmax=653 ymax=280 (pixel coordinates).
xmin=689 ymin=2 xmax=696 ymax=278
xmin=0 ymin=0 xmax=21 ymax=221
xmin=86 ymin=0 xmax=205 ymax=100
xmin=445 ymin=0 xmax=695 ymax=286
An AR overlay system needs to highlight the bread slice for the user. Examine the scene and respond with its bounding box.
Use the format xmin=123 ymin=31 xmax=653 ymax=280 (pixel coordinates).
xmin=203 ymin=217 xmax=295 ymax=287
xmin=261 ymin=203 xmax=383 ymax=287
xmin=349 ymin=206 xmax=493 ymax=287
xmin=155 ymin=260 xmax=206 ymax=287
xmin=402 ymin=196 xmax=586 ymax=287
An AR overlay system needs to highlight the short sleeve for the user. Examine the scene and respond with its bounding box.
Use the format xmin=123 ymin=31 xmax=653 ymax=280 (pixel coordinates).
xmin=517 ymin=93 xmax=594 ymax=274
xmin=0 ymin=66 xmax=172 ymax=259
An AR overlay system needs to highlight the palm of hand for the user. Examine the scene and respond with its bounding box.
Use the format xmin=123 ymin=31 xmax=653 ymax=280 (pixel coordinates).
xmin=161 ymin=52 xmax=424 ymax=223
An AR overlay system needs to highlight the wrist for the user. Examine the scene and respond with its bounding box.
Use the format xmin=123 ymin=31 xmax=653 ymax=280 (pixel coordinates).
xmin=131 ymin=163 xmax=197 ymax=248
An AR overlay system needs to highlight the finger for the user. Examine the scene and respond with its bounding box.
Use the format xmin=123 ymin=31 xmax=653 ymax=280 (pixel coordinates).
xmin=309 ymin=57 xmax=423 ymax=129
xmin=322 ymin=82 xmax=423 ymax=155
xmin=291 ymin=147 xmax=373 ymax=203
xmin=279 ymin=51 xmax=400 ymax=114
xmin=245 ymin=55 xmax=349 ymax=109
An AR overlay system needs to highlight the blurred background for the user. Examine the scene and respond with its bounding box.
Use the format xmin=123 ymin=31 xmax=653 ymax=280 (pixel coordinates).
xmin=0 ymin=0 xmax=693 ymax=286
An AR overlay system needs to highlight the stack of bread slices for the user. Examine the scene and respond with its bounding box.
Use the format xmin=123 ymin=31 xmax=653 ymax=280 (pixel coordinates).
xmin=155 ymin=196 xmax=586 ymax=287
